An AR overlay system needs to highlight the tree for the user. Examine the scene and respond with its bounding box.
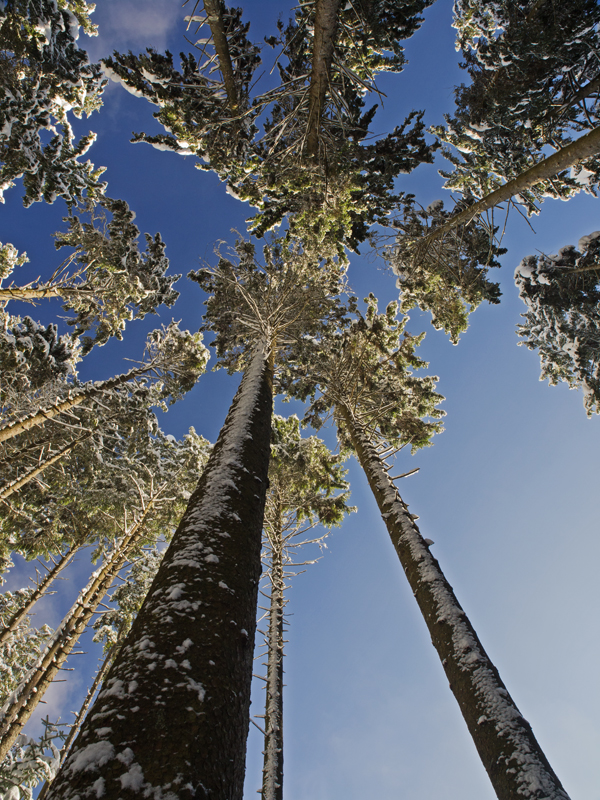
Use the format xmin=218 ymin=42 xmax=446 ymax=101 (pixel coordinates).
xmin=0 ymin=426 xmax=211 ymax=761
xmin=0 ymin=0 xmax=106 ymax=206
xmin=0 ymin=197 xmax=180 ymax=354
xmin=0 ymin=720 xmax=64 ymax=800
xmin=258 ymin=414 xmax=353 ymax=800
xmin=515 ymin=229 xmax=600 ymax=415
xmin=45 ymin=236 xmax=345 ymax=800
xmin=282 ymin=295 xmax=570 ymax=800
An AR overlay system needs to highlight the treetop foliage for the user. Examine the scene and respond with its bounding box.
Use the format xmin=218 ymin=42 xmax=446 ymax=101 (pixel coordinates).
xmin=0 ymin=0 xmax=106 ymax=206
xmin=516 ymin=229 xmax=600 ymax=415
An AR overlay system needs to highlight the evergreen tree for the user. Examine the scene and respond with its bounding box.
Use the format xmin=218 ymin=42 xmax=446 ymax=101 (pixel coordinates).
xmin=0 ymin=197 xmax=180 ymax=354
xmin=45 ymin=237 xmax=345 ymax=800
xmin=258 ymin=414 xmax=353 ymax=800
xmin=515 ymin=229 xmax=600 ymax=415
xmin=282 ymin=295 xmax=570 ymax=800
xmin=0 ymin=0 xmax=106 ymax=206
xmin=0 ymin=721 xmax=64 ymax=800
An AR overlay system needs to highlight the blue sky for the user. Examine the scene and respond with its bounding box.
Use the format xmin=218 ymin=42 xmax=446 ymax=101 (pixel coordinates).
xmin=2 ymin=1 xmax=599 ymax=798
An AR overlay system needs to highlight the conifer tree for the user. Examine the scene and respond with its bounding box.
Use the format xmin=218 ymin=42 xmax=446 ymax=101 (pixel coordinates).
xmin=0 ymin=0 xmax=106 ymax=206
xmin=515 ymin=229 xmax=600 ymax=415
xmin=259 ymin=414 xmax=353 ymax=800
xmin=0 ymin=197 xmax=180 ymax=354
xmin=45 ymin=237 xmax=345 ymax=800
xmin=282 ymin=295 xmax=570 ymax=800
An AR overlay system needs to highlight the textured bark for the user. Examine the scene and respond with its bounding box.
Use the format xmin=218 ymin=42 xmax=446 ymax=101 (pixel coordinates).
xmin=421 ymin=125 xmax=600 ymax=249
xmin=0 ymin=365 xmax=150 ymax=445
xmin=338 ymin=404 xmax=571 ymax=800
xmin=305 ymin=0 xmax=342 ymax=158
xmin=46 ymin=342 xmax=274 ymax=800
xmin=0 ymin=434 xmax=87 ymax=501
xmin=261 ymin=538 xmax=285 ymax=800
xmin=203 ymin=0 xmax=239 ymax=113
xmin=37 ymin=647 xmax=116 ymax=800
xmin=0 ymin=286 xmax=64 ymax=301
xmin=0 ymin=501 xmax=157 ymax=761
xmin=0 ymin=544 xmax=80 ymax=648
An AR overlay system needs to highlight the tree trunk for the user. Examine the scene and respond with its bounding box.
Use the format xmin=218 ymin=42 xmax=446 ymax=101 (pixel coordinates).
xmin=422 ymin=125 xmax=600 ymax=249
xmin=0 ymin=365 xmax=150 ymax=445
xmin=46 ymin=341 xmax=275 ymax=800
xmin=0 ymin=543 xmax=81 ymax=648
xmin=203 ymin=0 xmax=239 ymax=113
xmin=305 ymin=0 xmax=341 ymax=159
xmin=0 ymin=434 xmax=88 ymax=502
xmin=0 ymin=500 xmax=157 ymax=761
xmin=262 ymin=534 xmax=285 ymax=800
xmin=338 ymin=403 xmax=571 ymax=800
xmin=36 ymin=646 xmax=116 ymax=800
xmin=0 ymin=286 xmax=64 ymax=302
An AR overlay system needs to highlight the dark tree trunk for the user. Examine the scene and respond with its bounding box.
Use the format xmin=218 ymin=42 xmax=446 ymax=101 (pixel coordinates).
xmin=305 ymin=0 xmax=342 ymax=159
xmin=261 ymin=536 xmax=285 ymax=800
xmin=203 ymin=0 xmax=239 ymax=113
xmin=338 ymin=404 xmax=571 ymax=800
xmin=46 ymin=342 xmax=275 ymax=800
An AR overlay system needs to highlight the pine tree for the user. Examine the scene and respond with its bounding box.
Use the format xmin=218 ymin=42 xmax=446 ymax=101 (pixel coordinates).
xmin=258 ymin=414 xmax=353 ymax=800
xmin=0 ymin=197 xmax=180 ymax=354
xmin=282 ymin=295 xmax=570 ymax=800
xmin=0 ymin=0 xmax=106 ymax=206
xmin=45 ymin=237 xmax=345 ymax=800
xmin=0 ymin=720 xmax=64 ymax=800
xmin=515 ymin=229 xmax=600 ymax=415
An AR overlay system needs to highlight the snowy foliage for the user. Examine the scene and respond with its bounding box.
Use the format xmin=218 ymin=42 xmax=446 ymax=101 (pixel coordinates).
xmin=384 ymin=197 xmax=505 ymax=342
xmin=0 ymin=0 xmax=106 ymax=206
xmin=0 ymin=723 xmax=63 ymax=800
xmin=515 ymin=230 xmax=600 ymax=415
xmin=435 ymin=0 xmax=600 ymax=213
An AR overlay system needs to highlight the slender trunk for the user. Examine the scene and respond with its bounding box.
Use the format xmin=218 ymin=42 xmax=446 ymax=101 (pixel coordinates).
xmin=261 ymin=536 xmax=285 ymax=800
xmin=203 ymin=0 xmax=239 ymax=113
xmin=0 ymin=433 xmax=89 ymax=502
xmin=0 ymin=364 xmax=150 ymax=445
xmin=36 ymin=646 xmax=117 ymax=800
xmin=0 ymin=544 xmax=81 ymax=648
xmin=422 ymin=125 xmax=600 ymax=249
xmin=338 ymin=404 xmax=571 ymax=800
xmin=305 ymin=0 xmax=341 ymax=159
xmin=0 ymin=501 xmax=157 ymax=761
xmin=0 ymin=286 xmax=64 ymax=302
xmin=47 ymin=341 xmax=275 ymax=800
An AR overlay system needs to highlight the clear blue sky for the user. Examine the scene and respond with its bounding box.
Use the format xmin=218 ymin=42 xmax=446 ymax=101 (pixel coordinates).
xmin=2 ymin=1 xmax=599 ymax=798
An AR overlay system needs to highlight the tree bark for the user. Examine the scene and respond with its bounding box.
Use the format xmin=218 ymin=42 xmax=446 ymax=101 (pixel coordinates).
xmin=421 ymin=125 xmax=600 ymax=250
xmin=261 ymin=535 xmax=285 ymax=800
xmin=0 ymin=364 xmax=150 ymax=445
xmin=203 ymin=0 xmax=239 ymax=113
xmin=46 ymin=341 xmax=275 ymax=800
xmin=305 ymin=0 xmax=341 ymax=159
xmin=338 ymin=403 xmax=571 ymax=800
xmin=0 ymin=286 xmax=64 ymax=302
xmin=0 ymin=500 xmax=157 ymax=761
xmin=0 ymin=543 xmax=81 ymax=648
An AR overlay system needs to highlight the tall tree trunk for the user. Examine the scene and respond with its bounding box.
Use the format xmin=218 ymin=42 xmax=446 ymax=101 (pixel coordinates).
xmin=0 ymin=543 xmax=81 ymax=648
xmin=46 ymin=341 xmax=275 ymax=800
xmin=305 ymin=0 xmax=342 ymax=159
xmin=421 ymin=125 xmax=600 ymax=249
xmin=0 ymin=434 xmax=89 ymax=502
xmin=0 ymin=286 xmax=65 ymax=302
xmin=337 ymin=403 xmax=571 ymax=800
xmin=203 ymin=0 xmax=239 ymax=113
xmin=0 ymin=500 xmax=157 ymax=761
xmin=261 ymin=533 xmax=285 ymax=800
xmin=0 ymin=365 xmax=150 ymax=445
xmin=36 ymin=646 xmax=117 ymax=800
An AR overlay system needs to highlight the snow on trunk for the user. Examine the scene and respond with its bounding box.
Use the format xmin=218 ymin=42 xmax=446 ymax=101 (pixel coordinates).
xmin=46 ymin=341 xmax=274 ymax=800
xmin=339 ymin=404 xmax=571 ymax=800
xmin=261 ymin=538 xmax=285 ymax=800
